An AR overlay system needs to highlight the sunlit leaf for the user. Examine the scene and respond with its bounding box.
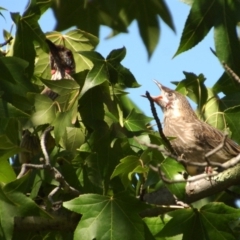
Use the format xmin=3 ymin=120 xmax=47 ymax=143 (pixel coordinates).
xmin=111 ymin=155 xmax=140 ymax=187
xmin=63 ymin=192 xmax=152 ymax=240
xmin=62 ymin=127 xmax=85 ymax=152
xmin=124 ymin=109 xmax=152 ymax=132
xmin=30 ymin=94 xmax=56 ymax=125
xmin=0 ymin=180 xmax=49 ymax=240
xmin=224 ymin=105 xmax=240 ymax=143
xmin=161 ymin=157 xmax=186 ymax=200
xmin=158 ymin=203 xmax=240 ymax=240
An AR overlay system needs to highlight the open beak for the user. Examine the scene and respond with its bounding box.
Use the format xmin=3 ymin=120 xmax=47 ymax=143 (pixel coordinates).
xmin=141 ymin=80 xmax=163 ymax=102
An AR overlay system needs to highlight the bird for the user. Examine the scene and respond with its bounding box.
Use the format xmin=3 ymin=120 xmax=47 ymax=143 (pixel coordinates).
xmin=148 ymin=80 xmax=240 ymax=175
xmin=41 ymin=39 xmax=76 ymax=100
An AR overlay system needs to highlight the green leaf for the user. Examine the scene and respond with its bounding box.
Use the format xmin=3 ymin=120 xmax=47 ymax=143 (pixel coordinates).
xmin=203 ymin=88 xmax=226 ymax=130
xmin=79 ymin=48 xmax=139 ymax=98
xmin=0 ymin=160 xmax=16 ymax=183
xmin=161 ymin=157 xmax=186 ymax=200
xmin=79 ymin=51 xmax=108 ymax=98
xmin=62 ymin=127 xmax=85 ymax=152
xmin=0 ymin=135 xmax=23 ymax=159
xmin=143 ymin=215 xmax=179 ymax=239
xmin=52 ymin=0 xmax=119 ymax=37
xmin=213 ymin=72 xmax=240 ymax=95
xmin=41 ymin=79 xmax=80 ymax=96
xmin=111 ymin=155 xmax=140 ymax=187
xmin=224 ymin=105 xmax=240 ymax=143
xmin=137 ymin=12 xmax=159 ymax=58
xmin=0 ymin=57 xmax=26 ymax=84
xmin=51 ymin=0 xmax=174 ymax=57
xmin=79 ymin=85 xmax=105 ymax=128
xmin=175 ymin=72 xmax=208 ymax=112
xmin=174 ymin=0 xmax=216 ymax=56
xmin=30 ymin=94 xmax=56 ymax=125
xmin=124 ymin=109 xmax=152 ymax=132
xmin=159 ymin=203 xmax=240 ymax=240
xmin=214 ymin=0 xmax=240 ymax=78
xmin=53 ymin=111 xmax=74 ymax=144
xmin=0 ymin=100 xmax=30 ymax=119
xmin=106 ymin=47 xmax=140 ymax=88
xmin=63 ymin=192 xmax=152 ymax=240
xmin=157 ymin=208 xmax=197 ymax=239
xmin=0 ymin=180 xmax=49 ymax=240
xmin=106 ymin=47 xmax=126 ymax=62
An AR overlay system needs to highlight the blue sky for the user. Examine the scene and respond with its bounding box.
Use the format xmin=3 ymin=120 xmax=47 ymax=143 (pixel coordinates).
xmin=0 ymin=0 xmax=223 ymax=118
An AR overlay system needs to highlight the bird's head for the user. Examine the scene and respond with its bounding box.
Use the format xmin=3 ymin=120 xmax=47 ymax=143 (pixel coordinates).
xmin=150 ymin=80 xmax=194 ymax=119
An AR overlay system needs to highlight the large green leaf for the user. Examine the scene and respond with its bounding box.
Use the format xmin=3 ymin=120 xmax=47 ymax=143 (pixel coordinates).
xmin=106 ymin=47 xmax=140 ymax=88
xmin=224 ymin=105 xmax=240 ymax=143
xmin=124 ymin=109 xmax=152 ymax=132
xmin=52 ymin=0 xmax=126 ymax=37
xmin=158 ymin=203 xmax=240 ymax=240
xmin=214 ymin=0 xmax=240 ymax=77
xmin=0 ymin=159 xmax=16 ymax=183
xmin=41 ymin=79 xmax=80 ymax=96
xmin=174 ymin=0 xmax=216 ymax=56
xmin=0 ymin=180 xmax=49 ymax=240
xmin=62 ymin=127 xmax=85 ymax=152
xmin=175 ymin=0 xmax=240 ymax=82
xmin=111 ymin=155 xmax=141 ymax=188
xmin=63 ymin=192 xmax=153 ymax=240
xmin=79 ymin=51 xmax=108 ymax=98
xmin=30 ymin=93 xmax=57 ymax=125
xmin=203 ymin=88 xmax=226 ymax=130
xmin=143 ymin=215 xmax=181 ymax=239
xmin=79 ymin=48 xmax=139 ymax=98
xmin=51 ymin=0 xmax=174 ymax=57
xmin=53 ymin=111 xmax=74 ymax=144
xmin=161 ymin=157 xmax=186 ymax=200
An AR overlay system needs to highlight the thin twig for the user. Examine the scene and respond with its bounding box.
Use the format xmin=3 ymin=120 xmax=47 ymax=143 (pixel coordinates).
xmin=145 ymin=91 xmax=175 ymax=154
xmin=136 ymin=138 xmax=227 ymax=168
xmin=18 ymin=126 xmax=80 ymax=203
xmin=40 ymin=126 xmax=54 ymax=166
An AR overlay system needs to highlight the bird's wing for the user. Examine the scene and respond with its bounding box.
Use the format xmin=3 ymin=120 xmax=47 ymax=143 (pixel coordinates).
xmin=195 ymin=121 xmax=240 ymax=156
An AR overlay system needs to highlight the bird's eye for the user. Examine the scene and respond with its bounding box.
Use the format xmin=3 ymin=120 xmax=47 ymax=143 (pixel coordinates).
xmin=168 ymin=92 xmax=172 ymax=97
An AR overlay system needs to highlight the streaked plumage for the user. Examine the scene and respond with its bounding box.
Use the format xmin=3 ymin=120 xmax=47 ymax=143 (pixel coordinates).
xmin=150 ymin=80 xmax=240 ymax=175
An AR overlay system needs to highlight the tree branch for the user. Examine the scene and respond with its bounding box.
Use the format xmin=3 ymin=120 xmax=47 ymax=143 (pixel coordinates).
xmin=145 ymin=91 xmax=176 ymax=154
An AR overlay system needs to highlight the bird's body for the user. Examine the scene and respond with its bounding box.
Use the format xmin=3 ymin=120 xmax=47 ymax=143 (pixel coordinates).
xmin=151 ymin=81 xmax=240 ymax=175
xmin=41 ymin=40 xmax=75 ymax=100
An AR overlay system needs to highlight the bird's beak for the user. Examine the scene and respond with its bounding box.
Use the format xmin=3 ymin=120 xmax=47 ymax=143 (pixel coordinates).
xmin=141 ymin=80 xmax=163 ymax=102
xmin=150 ymin=80 xmax=163 ymax=102
xmin=153 ymin=79 xmax=163 ymax=91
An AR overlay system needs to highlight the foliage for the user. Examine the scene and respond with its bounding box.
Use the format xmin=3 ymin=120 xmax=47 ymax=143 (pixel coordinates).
xmin=0 ymin=0 xmax=240 ymax=240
